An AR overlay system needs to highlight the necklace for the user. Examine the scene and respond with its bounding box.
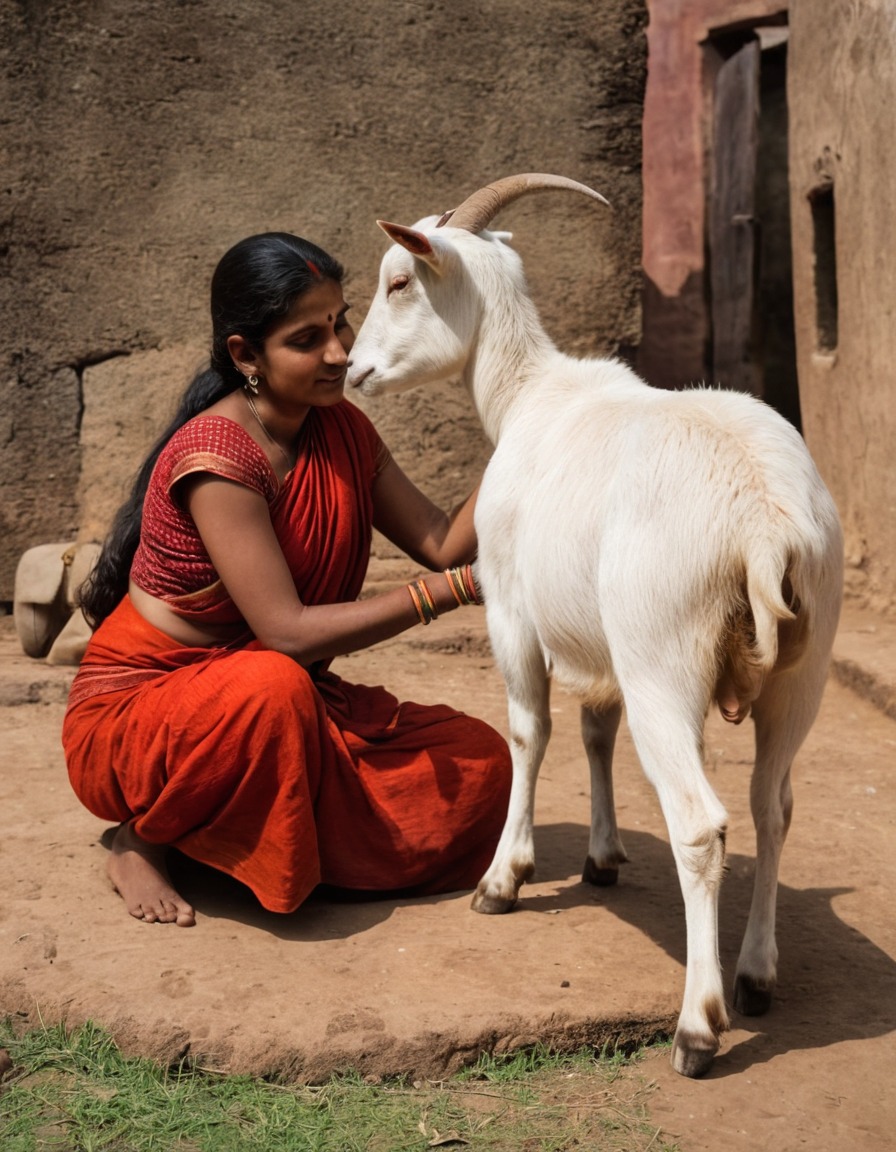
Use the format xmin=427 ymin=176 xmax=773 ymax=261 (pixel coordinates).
xmin=243 ymin=390 xmax=292 ymax=469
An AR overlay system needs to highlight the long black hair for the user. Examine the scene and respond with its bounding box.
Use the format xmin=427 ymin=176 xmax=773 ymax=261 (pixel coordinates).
xmin=79 ymin=232 xmax=344 ymax=627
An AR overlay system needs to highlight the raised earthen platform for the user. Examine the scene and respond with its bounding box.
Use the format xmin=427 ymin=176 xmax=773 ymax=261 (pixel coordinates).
xmin=1 ymin=599 xmax=894 ymax=1149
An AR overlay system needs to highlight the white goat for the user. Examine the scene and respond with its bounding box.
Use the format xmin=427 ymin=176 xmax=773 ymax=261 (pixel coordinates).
xmin=347 ymin=174 xmax=844 ymax=1077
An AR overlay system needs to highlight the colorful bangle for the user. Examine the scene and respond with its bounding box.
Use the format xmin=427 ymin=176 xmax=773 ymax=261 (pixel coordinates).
xmin=462 ymin=563 xmax=482 ymax=605
xmin=444 ymin=567 xmax=468 ymax=606
xmin=408 ymin=579 xmax=438 ymax=625
xmin=444 ymin=564 xmax=483 ymax=606
xmin=417 ymin=579 xmax=438 ymax=621
xmin=407 ymin=582 xmax=426 ymax=624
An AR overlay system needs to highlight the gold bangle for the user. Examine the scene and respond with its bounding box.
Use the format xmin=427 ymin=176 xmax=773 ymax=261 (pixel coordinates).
xmin=446 ymin=564 xmax=482 ymax=606
xmin=407 ymin=582 xmax=427 ymax=625
xmin=464 ymin=564 xmax=483 ymax=605
xmin=408 ymin=579 xmax=437 ymax=625
xmin=417 ymin=579 xmax=438 ymax=621
xmin=445 ymin=566 xmax=481 ymax=606
xmin=444 ymin=567 xmax=468 ymax=606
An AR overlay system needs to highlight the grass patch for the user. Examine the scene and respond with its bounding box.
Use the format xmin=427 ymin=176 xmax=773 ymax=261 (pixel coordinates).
xmin=0 ymin=1020 xmax=679 ymax=1151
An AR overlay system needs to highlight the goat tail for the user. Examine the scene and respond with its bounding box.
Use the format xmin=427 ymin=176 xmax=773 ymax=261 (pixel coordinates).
xmin=744 ymin=543 xmax=802 ymax=678
xmin=741 ymin=550 xmax=792 ymax=672
xmin=716 ymin=543 xmax=798 ymax=722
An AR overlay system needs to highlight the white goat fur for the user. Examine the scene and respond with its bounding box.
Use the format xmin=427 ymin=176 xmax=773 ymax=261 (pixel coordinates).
xmin=348 ymin=210 xmax=844 ymax=1078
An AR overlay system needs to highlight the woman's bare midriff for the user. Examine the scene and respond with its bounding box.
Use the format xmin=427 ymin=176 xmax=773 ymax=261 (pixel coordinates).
xmin=128 ymin=581 xmax=250 ymax=648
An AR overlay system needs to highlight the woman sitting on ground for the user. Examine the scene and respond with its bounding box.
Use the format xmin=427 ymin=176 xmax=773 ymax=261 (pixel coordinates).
xmin=63 ymin=231 xmax=511 ymax=928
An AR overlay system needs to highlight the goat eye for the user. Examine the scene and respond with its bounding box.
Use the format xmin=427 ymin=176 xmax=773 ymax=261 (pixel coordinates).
xmin=388 ymin=274 xmax=410 ymax=296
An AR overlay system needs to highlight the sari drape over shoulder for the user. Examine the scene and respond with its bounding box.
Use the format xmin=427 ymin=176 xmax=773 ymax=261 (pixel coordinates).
xmin=63 ymin=402 xmax=510 ymax=913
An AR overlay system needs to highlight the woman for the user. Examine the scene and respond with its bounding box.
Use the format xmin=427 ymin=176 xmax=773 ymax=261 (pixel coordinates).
xmin=63 ymin=232 xmax=511 ymax=928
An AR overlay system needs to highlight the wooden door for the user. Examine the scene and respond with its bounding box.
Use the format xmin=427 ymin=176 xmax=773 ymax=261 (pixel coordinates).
xmin=710 ymin=37 xmax=762 ymax=397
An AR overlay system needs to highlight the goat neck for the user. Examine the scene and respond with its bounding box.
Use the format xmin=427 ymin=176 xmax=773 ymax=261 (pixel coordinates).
xmin=457 ymin=235 xmax=558 ymax=444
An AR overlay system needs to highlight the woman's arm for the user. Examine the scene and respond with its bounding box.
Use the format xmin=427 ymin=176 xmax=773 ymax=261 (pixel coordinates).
xmin=371 ymin=457 xmax=480 ymax=570
xmin=184 ymin=474 xmax=472 ymax=665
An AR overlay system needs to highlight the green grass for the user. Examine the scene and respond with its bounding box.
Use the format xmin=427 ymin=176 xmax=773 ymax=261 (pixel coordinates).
xmin=0 ymin=1019 xmax=680 ymax=1151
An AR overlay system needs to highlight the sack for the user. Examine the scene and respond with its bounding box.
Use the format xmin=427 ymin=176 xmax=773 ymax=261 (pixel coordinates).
xmin=13 ymin=541 xmax=101 ymax=665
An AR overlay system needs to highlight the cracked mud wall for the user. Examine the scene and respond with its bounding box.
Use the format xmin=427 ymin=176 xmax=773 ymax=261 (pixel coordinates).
xmin=0 ymin=0 xmax=647 ymax=599
xmin=638 ymin=0 xmax=895 ymax=616
xmin=788 ymin=0 xmax=896 ymax=614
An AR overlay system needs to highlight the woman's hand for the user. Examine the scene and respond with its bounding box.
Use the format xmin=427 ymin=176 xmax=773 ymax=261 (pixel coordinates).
xmin=182 ymin=474 xmax=469 ymax=665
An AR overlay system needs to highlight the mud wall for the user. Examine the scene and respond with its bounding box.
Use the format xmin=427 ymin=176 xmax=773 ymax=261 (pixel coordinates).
xmin=788 ymin=0 xmax=896 ymax=615
xmin=0 ymin=0 xmax=647 ymax=599
xmin=638 ymin=0 xmax=787 ymax=391
xmin=640 ymin=0 xmax=896 ymax=616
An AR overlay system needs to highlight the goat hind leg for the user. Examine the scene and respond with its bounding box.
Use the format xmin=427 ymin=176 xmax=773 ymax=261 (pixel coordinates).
xmin=734 ymin=659 xmax=828 ymax=1015
xmin=581 ymin=702 xmax=628 ymax=886
xmin=625 ymin=697 xmax=730 ymax=1078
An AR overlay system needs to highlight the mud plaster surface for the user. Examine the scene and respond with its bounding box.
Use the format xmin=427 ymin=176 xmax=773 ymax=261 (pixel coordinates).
xmin=1 ymin=602 xmax=894 ymax=1151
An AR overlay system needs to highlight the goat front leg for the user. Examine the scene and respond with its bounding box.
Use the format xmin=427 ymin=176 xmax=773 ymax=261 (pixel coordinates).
xmin=580 ymin=702 xmax=629 ymax=886
xmin=472 ymin=654 xmax=551 ymax=915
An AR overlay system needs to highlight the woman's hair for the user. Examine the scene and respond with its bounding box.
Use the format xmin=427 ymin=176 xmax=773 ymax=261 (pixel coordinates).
xmin=79 ymin=232 xmax=344 ymax=628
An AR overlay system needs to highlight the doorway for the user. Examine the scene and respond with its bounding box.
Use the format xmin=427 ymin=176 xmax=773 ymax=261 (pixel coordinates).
xmin=706 ymin=23 xmax=801 ymax=429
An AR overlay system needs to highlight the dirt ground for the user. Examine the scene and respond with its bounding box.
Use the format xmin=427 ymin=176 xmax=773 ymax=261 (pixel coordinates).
xmin=1 ymin=595 xmax=894 ymax=1151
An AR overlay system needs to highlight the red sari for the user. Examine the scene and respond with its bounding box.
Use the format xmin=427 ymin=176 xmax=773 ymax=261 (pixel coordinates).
xmin=62 ymin=402 xmax=511 ymax=913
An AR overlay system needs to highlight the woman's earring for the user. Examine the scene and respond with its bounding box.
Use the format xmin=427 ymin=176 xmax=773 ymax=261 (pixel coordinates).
xmin=245 ymin=374 xmax=260 ymax=395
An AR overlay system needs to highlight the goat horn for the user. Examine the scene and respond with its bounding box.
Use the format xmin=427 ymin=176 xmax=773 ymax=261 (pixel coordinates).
xmin=436 ymin=173 xmax=610 ymax=233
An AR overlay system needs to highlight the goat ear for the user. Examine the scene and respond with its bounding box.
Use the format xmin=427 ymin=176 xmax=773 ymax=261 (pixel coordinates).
xmin=377 ymin=220 xmax=445 ymax=271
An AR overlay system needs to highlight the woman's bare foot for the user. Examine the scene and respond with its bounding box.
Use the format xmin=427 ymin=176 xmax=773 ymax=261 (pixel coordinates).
xmin=108 ymin=822 xmax=196 ymax=926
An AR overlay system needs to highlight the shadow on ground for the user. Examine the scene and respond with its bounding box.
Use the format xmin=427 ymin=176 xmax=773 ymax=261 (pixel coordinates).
xmin=159 ymin=819 xmax=894 ymax=1077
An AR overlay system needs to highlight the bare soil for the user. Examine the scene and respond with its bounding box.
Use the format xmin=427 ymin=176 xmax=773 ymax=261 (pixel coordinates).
xmin=1 ymin=600 xmax=894 ymax=1151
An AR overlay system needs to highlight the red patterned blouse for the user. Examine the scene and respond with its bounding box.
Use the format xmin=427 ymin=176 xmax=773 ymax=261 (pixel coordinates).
xmin=130 ymin=405 xmax=387 ymax=624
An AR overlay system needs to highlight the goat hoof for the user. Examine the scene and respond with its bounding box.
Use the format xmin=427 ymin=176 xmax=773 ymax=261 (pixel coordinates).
xmin=582 ymin=857 xmax=619 ymax=887
xmin=733 ymin=973 xmax=774 ymax=1016
xmin=471 ymin=886 xmax=518 ymax=915
xmin=670 ymin=1031 xmax=719 ymax=1079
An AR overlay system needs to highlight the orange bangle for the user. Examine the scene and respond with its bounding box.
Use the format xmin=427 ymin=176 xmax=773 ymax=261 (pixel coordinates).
xmin=407 ymin=582 xmax=426 ymax=625
xmin=408 ymin=579 xmax=437 ymax=625
xmin=417 ymin=579 xmax=437 ymax=622
xmin=462 ymin=564 xmax=482 ymax=604
xmin=445 ymin=565 xmax=482 ymax=605
xmin=444 ymin=568 xmax=467 ymax=606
